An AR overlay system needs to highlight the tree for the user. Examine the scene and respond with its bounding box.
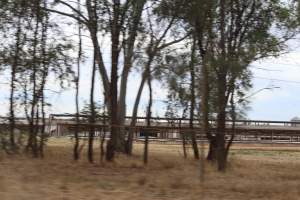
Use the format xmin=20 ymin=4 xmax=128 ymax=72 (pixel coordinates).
xmin=156 ymin=0 xmax=299 ymax=170
xmin=126 ymin=4 xmax=190 ymax=154
xmin=0 ymin=0 xmax=74 ymax=157
xmin=189 ymin=37 xmax=200 ymax=160
xmin=87 ymin=52 xmax=97 ymax=163
xmin=192 ymin=0 xmax=298 ymax=171
xmin=44 ymin=0 xmax=148 ymax=160
xmin=8 ymin=1 xmax=26 ymax=152
xmin=73 ymin=0 xmax=83 ymax=161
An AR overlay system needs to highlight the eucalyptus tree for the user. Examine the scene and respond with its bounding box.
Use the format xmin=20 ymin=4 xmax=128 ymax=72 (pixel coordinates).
xmin=192 ymin=0 xmax=298 ymax=170
xmin=140 ymin=5 xmax=190 ymax=161
xmin=126 ymin=3 xmax=190 ymax=155
xmin=157 ymin=43 xmax=201 ymax=160
xmin=44 ymin=0 xmax=194 ymax=159
xmin=0 ymin=0 xmax=35 ymax=152
xmin=163 ymin=54 xmax=193 ymax=159
xmin=157 ymin=0 xmax=299 ymax=170
xmin=26 ymin=0 xmax=47 ymax=157
xmin=0 ymin=0 xmax=74 ymax=156
xmin=8 ymin=1 xmax=27 ymax=151
xmin=154 ymin=0 xmax=215 ymax=161
xmin=44 ymin=0 xmax=148 ymax=160
xmin=0 ymin=1 xmax=14 ymax=151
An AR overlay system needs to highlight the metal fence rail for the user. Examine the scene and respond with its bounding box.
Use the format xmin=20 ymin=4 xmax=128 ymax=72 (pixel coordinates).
xmin=2 ymin=114 xmax=300 ymax=144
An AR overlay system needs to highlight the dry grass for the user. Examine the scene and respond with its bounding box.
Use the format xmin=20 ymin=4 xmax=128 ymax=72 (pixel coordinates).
xmin=1 ymin=138 xmax=300 ymax=200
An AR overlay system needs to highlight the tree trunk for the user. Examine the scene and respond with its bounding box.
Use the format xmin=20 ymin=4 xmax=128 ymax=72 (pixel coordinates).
xmin=40 ymin=89 xmax=46 ymax=158
xmin=106 ymin=0 xmax=121 ymax=161
xmin=86 ymin=0 xmax=110 ymax=110
xmin=199 ymin=51 xmax=216 ymax=161
xmin=116 ymin=66 xmax=129 ymax=152
xmin=117 ymin=0 xmax=146 ymax=152
xmin=39 ymin=8 xmax=49 ymax=158
xmin=125 ymin=70 xmax=147 ymax=155
xmin=225 ymin=89 xmax=236 ymax=161
xmin=100 ymin=112 xmax=106 ymax=163
xmin=144 ymin=70 xmax=152 ymax=165
xmin=180 ymin=119 xmax=187 ymax=159
xmin=88 ymin=51 xmax=97 ymax=163
xmin=189 ymin=38 xmax=199 ymax=160
xmin=9 ymin=14 xmax=22 ymax=151
xmin=215 ymin=0 xmax=228 ymax=172
xmin=26 ymin=0 xmax=41 ymax=158
xmin=216 ymin=76 xmax=227 ymax=171
xmin=206 ymin=136 xmax=217 ymax=161
xmin=73 ymin=0 xmax=82 ymax=161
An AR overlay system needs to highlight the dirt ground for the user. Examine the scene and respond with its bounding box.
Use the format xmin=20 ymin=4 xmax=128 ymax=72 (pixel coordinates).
xmin=1 ymin=139 xmax=300 ymax=200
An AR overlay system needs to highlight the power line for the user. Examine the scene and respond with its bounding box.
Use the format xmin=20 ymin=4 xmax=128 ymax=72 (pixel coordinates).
xmin=252 ymin=62 xmax=300 ymax=68
xmin=250 ymin=65 xmax=282 ymax=72
xmin=254 ymin=76 xmax=300 ymax=84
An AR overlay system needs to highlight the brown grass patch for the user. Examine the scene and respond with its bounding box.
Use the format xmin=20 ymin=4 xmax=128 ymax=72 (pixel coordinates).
xmin=0 ymin=138 xmax=300 ymax=199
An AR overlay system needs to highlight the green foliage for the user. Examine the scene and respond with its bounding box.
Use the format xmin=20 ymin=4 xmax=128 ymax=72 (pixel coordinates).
xmin=80 ymin=101 xmax=105 ymax=119
xmin=0 ymin=0 xmax=75 ymax=99
xmin=156 ymin=0 xmax=299 ymax=124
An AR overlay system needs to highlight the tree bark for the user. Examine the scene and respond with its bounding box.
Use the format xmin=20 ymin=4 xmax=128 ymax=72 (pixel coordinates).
xmin=216 ymin=73 xmax=227 ymax=171
xmin=215 ymin=0 xmax=228 ymax=172
xmin=144 ymin=68 xmax=152 ymax=165
xmin=9 ymin=9 xmax=23 ymax=151
xmin=26 ymin=0 xmax=41 ymax=158
xmin=106 ymin=0 xmax=121 ymax=161
xmin=86 ymin=0 xmax=110 ymax=110
xmin=39 ymin=6 xmax=49 ymax=158
xmin=117 ymin=0 xmax=146 ymax=152
xmin=73 ymin=0 xmax=82 ymax=161
xmin=189 ymin=38 xmax=199 ymax=160
xmin=125 ymin=70 xmax=147 ymax=155
xmin=225 ymin=88 xmax=236 ymax=160
xmin=180 ymin=118 xmax=187 ymax=159
xmin=88 ymin=51 xmax=97 ymax=163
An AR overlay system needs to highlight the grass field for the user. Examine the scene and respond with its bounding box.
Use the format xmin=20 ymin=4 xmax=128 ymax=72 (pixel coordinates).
xmin=1 ymin=138 xmax=300 ymax=200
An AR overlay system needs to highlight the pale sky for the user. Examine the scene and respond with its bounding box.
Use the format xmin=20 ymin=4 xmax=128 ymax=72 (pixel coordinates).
xmin=47 ymin=37 xmax=300 ymax=121
xmin=248 ymin=39 xmax=300 ymax=120
xmin=1 ymin=5 xmax=300 ymax=121
xmin=2 ymin=41 xmax=300 ymax=121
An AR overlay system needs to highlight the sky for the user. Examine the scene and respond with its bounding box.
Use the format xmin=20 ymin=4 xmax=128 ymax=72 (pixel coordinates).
xmin=247 ymin=40 xmax=300 ymax=120
xmin=2 ymin=40 xmax=300 ymax=121
xmin=53 ymin=37 xmax=300 ymax=121
xmin=2 ymin=5 xmax=300 ymax=121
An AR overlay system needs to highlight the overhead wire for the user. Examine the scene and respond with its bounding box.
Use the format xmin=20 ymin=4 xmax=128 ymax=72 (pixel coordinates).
xmin=253 ymin=76 xmax=300 ymax=85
